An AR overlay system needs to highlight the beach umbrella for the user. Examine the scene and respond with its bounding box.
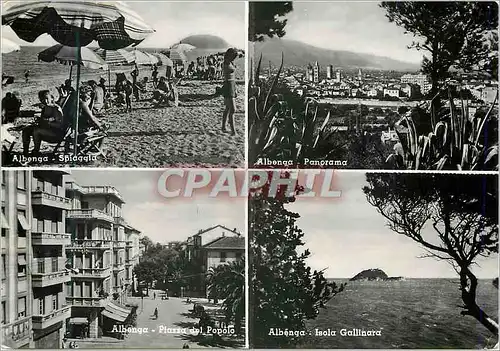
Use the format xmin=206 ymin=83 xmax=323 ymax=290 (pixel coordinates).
xmin=130 ymin=49 xmax=158 ymax=65
xmin=1 ymin=37 xmax=20 ymax=53
xmin=170 ymin=43 xmax=195 ymax=52
xmin=38 ymin=44 xmax=108 ymax=81
xmin=151 ymin=52 xmax=173 ymax=67
xmin=94 ymin=48 xmax=135 ymax=66
xmin=162 ymin=49 xmax=187 ymax=66
xmin=2 ymin=1 xmax=154 ymax=156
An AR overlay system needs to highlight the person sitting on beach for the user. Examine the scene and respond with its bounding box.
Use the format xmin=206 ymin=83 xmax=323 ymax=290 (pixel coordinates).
xmin=187 ymin=62 xmax=195 ymax=78
xmin=115 ymin=73 xmax=133 ymax=112
xmin=78 ymin=88 xmax=105 ymax=131
xmin=152 ymin=76 xmax=170 ymax=106
xmin=56 ymin=79 xmax=75 ymax=105
xmin=98 ymin=77 xmax=108 ymax=98
xmin=134 ymin=77 xmax=149 ymax=101
xmin=24 ymin=70 xmax=30 ymax=83
xmin=22 ymin=90 xmax=65 ymax=155
xmin=2 ymin=92 xmax=22 ymax=124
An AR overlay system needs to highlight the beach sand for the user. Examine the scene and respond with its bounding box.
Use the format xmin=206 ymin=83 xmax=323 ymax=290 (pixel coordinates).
xmin=3 ymin=54 xmax=245 ymax=168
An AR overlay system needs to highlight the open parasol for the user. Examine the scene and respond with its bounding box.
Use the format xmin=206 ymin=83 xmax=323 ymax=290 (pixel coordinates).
xmin=162 ymin=49 xmax=187 ymax=66
xmin=1 ymin=37 xmax=20 ymax=53
xmin=130 ymin=49 xmax=158 ymax=65
xmin=151 ymin=52 xmax=173 ymax=67
xmin=170 ymin=43 xmax=195 ymax=52
xmin=2 ymin=1 xmax=154 ymax=156
xmin=38 ymin=44 xmax=108 ymax=81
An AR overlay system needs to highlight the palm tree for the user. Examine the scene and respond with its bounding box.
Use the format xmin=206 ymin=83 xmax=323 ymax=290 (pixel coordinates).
xmin=206 ymin=258 xmax=245 ymax=336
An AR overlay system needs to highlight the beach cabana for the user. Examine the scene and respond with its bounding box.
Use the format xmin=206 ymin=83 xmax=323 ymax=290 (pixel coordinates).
xmin=2 ymin=1 xmax=154 ymax=156
xmin=1 ymin=37 xmax=20 ymax=54
xmin=38 ymin=44 xmax=108 ymax=81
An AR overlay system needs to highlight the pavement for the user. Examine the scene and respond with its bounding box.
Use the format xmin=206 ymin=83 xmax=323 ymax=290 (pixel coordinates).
xmin=72 ymin=290 xmax=244 ymax=349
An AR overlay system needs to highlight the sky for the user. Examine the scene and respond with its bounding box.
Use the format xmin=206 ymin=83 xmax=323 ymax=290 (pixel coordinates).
xmin=68 ymin=170 xmax=245 ymax=245
xmin=287 ymin=171 xmax=499 ymax=279
xmin=1 ymin=1 xmax=245 ymax=49
xmin=281 ymin=2 xmax=424 ymax=64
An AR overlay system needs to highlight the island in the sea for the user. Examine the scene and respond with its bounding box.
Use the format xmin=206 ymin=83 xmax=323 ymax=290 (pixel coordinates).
xmin=350 ymin=268 xmax=405 ymax=281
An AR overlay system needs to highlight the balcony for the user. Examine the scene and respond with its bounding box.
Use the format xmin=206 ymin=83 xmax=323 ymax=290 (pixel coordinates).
xmin=32 ymin=191 xmax=71 ymax=210
xmin=126 ymin=241 xmax=133 ymax=248
xmin=113 ymin=241 xmax=126 ymax=249
xmin=67 ymin=209 xmax=114 ymax=222
xmin=113 ymin=263 xmax=125 ymax=272
xmin=83 ymin=186 xmax=124 ymax=203
xmin=32 ymin=305 xmax=71 ymax=330
xmin=66 ymin=296 xmax=108 ymax=307
xmin=32 ymin=232 xmax=71 ymax=246
xmin=66 ymin=239 xmax=111 ymax=250
xmin=32 ymin=260 xmax=71 ymax=287
xmin=2 ymin=317 xmax=31 ymax=348
xmin=65 ymin=182 xmax=85 ymax=193
xmin=71 ymin=267 xmax=111 ymax=279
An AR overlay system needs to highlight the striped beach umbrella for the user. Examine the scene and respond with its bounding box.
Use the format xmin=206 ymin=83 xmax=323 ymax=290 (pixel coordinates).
xmin=130 ymin=49 xmax=158 ymax=65
xmin=2 ymin=0 xmax=154 ymax=157
xmin=39 ymin=44 xmax=108 ymax=70
xmin=162 ymin=49 xmax=187 ymax=65
xmin=151 ymin=52 xmax=173 ymax=67
xmin=94 ymin=48 xmax=135 ymax=66
xmin=1 ymin=37 xmax=20 ymax=53
xmin=170 ymin=43 xmax=195 ymax=52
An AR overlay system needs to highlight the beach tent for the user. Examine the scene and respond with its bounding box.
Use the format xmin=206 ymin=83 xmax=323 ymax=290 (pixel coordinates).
xmin=2 ymin=1 xmax=154 ymax=156
xmin=38 ymin=44 xmax=108 ymax=81
xmin=1 ymin=37 xmax=20 ymax=54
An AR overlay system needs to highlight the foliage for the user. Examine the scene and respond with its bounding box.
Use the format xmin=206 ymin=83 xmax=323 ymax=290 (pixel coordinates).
xmin=364 ymin=173 xmax=498 ymax=336
xmin=248 ymin=54 xmax=346 ymax=166
xmin=133 ymin=259 xmax=161 ymax=287
xmin=139 ymin=236 xmax=154 ymax=252
xmin=249 ymin=171 xmax=345 ymax=348
xmin=381 ymin=2 xmax=498 ymax=94
xmin=206 ymin=258 xmax=245 ymax=335
xmin=249 ymin=2 xmax=294 ymax=42
xmin=385 ymin=84 xmax=498 ymax=170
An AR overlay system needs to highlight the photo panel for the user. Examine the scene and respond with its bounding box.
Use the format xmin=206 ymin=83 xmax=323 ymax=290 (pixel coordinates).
xmin=1 ymin=1 xmax=246 ymax=168
xmin=248 ymin=1 xmax=498 ymax=170
xmin=1 ymin=169 xmax=247 ymax=349
xmin=248 ymin=169 xmax=499 ymax=349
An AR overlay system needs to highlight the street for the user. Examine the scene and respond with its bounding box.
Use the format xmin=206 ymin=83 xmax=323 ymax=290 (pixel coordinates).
xmin=73 ymin=290 xmax=244 ymax=349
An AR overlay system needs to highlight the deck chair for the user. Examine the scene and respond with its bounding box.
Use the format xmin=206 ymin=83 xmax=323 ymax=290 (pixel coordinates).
xmin=1 ymin=123 xmax=18 ymax=164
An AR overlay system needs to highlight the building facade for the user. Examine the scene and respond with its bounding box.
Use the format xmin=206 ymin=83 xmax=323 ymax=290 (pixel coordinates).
xmin=1 ymin=171 xmax=141 ymax=348
xmin=400 ymin=73 xmax=431 ymax=95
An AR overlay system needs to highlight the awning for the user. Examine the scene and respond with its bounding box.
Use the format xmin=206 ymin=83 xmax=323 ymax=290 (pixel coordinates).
xmin=68 ymin=317 xmax=88 ymax=325
xmin=17 ymin=214 xmax=29 ymax=230
xmin=102 ymin=302 xmax=132 ymax=323
xmin=17 ymin=255 xmax=26 ymax=265
xmin=1 ymin=212 xmax=9 ymax=229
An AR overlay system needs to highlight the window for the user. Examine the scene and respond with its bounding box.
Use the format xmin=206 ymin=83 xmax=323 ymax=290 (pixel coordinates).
xmin=1 ymin=301 xmax=6 ymax=323
xmin=220 ymin=252 xmax=227 ymax=263
xmin=1 ymin=254 xmax=6 ymax=279
xmin=16 ymin=172 xmax=26 ymax=190
xmin=1 ymin=207 xmax=8 ymax=237
xmin=39 ymin=298 xmax=45 ymax=315
xmin=52 ymin=294 xmax=58 ymax=311
xmin=236 ymin=252 xmax=242 ymax=260
xmin=81 ymin=201 xmax=88 ymax=209
xmin=17 ymin=297 xmax=26 ymax=318
xmin=17 ymin=254 xmax=26 ymax=277
xmin=17 ymin=210 xmax=28 ymax=237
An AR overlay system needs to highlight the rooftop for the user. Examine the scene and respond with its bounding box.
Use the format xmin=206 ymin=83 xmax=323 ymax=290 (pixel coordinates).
xmin=203 ymin=236 xmax=245 ymax=250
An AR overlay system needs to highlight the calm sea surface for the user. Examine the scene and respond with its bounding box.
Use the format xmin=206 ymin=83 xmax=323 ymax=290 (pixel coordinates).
xmin=300 ymin=279 xmax=498 ymax=349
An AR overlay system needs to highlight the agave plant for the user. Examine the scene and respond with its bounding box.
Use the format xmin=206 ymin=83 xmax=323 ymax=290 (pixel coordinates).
xmin=206 ymin=258 xmax=245 ymax=335
xmin=248 ymin=53 xmax=343 ymax=166
xmin=386 ymin=84 xmax=498 ymax=170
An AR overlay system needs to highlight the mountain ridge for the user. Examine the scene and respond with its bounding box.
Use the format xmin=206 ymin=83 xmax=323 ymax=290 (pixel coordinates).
xmin=252 ymin=38 xmax=420 ymax=71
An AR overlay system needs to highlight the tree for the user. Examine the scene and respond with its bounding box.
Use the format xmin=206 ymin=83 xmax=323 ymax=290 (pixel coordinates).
xmin=249 ymin=2 xmax=294 ymax=42
xmin=207 ymin=258 xmax=245 ymax=336
xmin=380 ymin=2 xmax=498 ymax=96
xmin=139 ymin=236 xmax=154 ymax=252
xmin=249 ymin=171 xmax=345 ymax=348
xmin=363 ymin=173 xmax=498 ymax=336
xmin=133 ymin=259 xmax=160 ymax=289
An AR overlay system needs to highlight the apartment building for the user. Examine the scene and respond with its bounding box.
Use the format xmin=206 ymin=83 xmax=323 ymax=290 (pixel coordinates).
xmin=1 ymin=171 xmax=141 ymax=347
xmin=2 ymin=170 xmax=71 ymax=349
